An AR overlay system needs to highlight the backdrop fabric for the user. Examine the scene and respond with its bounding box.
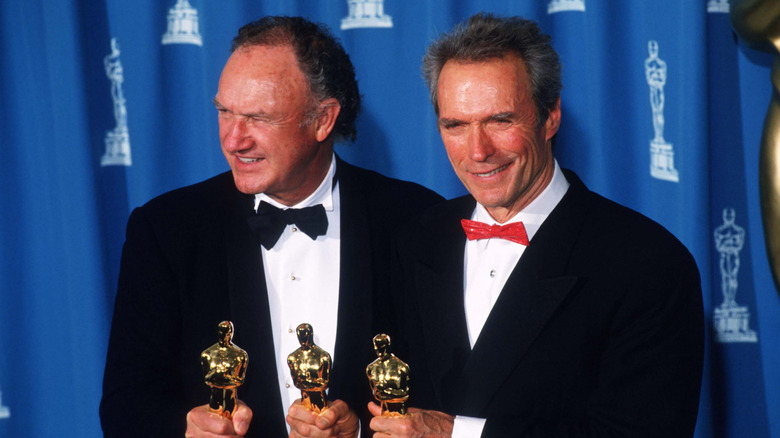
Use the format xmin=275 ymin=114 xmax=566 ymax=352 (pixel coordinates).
xmin=1 ymin=1 xmax=778 ymax=436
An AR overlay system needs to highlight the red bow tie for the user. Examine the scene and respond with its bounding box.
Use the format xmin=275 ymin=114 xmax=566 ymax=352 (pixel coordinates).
xmin=461 ymin=219 xmax=529 ymax=245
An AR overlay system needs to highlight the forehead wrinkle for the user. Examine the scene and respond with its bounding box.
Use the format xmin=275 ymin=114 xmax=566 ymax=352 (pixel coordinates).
xmin=217 ymin=45 xmax=311 ymax=118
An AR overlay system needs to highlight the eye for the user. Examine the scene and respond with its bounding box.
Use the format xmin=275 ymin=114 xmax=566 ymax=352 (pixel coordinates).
xmin=440 ymin=120 xmax=464 ymax=131
xmin=491 ymin=117 xmax=512 ymax=125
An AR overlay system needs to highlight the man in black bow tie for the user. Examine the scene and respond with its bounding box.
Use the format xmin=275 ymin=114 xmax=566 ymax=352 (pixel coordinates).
xmin=100 ymin=16 xmax=441 ymax=438
xmin=372 ymin=14 xmax=704 ymax=438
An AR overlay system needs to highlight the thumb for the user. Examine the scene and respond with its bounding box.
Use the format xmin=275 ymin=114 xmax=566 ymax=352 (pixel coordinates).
xmin=367 ymin=401 xmax=383 ymax=417
xmin=232 ymin=402 xmax=253 ymax=435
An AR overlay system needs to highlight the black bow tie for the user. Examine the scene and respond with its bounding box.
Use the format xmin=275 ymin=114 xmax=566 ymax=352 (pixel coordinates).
xmin=247 ymin=201 xmax=328 ymax=249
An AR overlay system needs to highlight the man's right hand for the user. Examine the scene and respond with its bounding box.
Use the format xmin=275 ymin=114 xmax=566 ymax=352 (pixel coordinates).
xmin=368 ymin=402 xmax=454 ymax=438
xmin=185 ymin=401 xmax=253 ymax=437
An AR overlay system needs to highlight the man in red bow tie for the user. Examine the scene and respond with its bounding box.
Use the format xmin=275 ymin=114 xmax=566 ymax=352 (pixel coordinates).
xmin=371 ymin=13 xmax=704 ymax=438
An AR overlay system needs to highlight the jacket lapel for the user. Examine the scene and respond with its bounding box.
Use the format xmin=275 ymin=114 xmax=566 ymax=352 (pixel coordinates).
xmin=452 ymin=172 xmax=591 ymax=415
xmin=455 ymin=252 xmax=579 ymax=414
xmin=223 ymin=182 xmax=287 ymax=432
xmin=411 ymin=197 xmax=475 ymax=410
xmin=328 ymin=159 xmax=374 ymax=400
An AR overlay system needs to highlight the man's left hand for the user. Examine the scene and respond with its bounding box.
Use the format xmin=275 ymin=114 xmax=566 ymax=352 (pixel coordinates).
xmin=287 ymin=399 xmax=359 ymax=438
xmin=368 ymin=402 xmax=454 ymax=437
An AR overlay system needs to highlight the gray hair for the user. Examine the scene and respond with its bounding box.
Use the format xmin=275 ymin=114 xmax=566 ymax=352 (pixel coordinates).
xmin=422 ymin=13 xmax=562 ymax=126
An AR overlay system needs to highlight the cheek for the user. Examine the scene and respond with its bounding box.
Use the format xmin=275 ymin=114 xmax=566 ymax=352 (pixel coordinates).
xmin=442 ymin=136 xmax=469 ymax=164
xmin=503 ymin=131 xmax=545 ymax=158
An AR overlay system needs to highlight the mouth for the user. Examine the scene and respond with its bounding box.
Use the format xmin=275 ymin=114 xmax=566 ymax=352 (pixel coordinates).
xmin=237 ymin=156 xmax=262 ymax=164
xmin=473 ymin=163 xmax=510 ymax=177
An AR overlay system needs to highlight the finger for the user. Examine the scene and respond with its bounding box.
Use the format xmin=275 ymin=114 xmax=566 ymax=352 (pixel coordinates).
xmin=367 ymin=401 xmax=383 ymax=417
xmin=232 ymin=401 xmax=253 ymax=436
xmin=316 ymin=399 xmax=347 ymax=429
xmin=287 ymin=416 xmax=316 ymax=436
xmin=287 ymin=401 xmax=318 ymax=424
xmin=287 ymin=403 xmax=320 ymax=437
xmin=186 ymin=405 xmax=237 ymax=435
xmin=369 ymin=415 xmax=387 ymax=433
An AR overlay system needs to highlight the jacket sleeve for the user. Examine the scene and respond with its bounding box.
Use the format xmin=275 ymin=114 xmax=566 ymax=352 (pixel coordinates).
xmin=100 ymin=206 xmax=188 ymax=437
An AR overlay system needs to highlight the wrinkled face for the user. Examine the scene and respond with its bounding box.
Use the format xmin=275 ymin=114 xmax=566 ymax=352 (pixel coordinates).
xmin=215 ymin=44 xmax=336 ymax=205
xmin=436 ymin=55 xmax=560 ymax=223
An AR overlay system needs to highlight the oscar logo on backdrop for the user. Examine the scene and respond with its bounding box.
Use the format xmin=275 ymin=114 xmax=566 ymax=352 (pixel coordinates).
xmin=713 ymin=208 xmax=759 ymax=342
xmin=341 ymin=0 xmax=393 ymax=30
xmin=0 ymin=384 xmax=9 ymax=420
xmin=708 ymin=0 xmax=731 ymax=13
xmin=100 ymin=38 xmax=132 ymax=167
xmin=547 ymin=0 xmax=586 ymax=14
xmin=731 ymin=0 xmax=780 ymax=296
xmin=645 ymin=40 xmax=679 ymax=182
xmin=161 ymin=0 xmax=203 ymax=46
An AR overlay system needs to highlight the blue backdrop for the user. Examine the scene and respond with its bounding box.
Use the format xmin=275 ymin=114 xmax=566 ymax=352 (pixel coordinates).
xmin=1 ymin=0 xmax=778 ymax=436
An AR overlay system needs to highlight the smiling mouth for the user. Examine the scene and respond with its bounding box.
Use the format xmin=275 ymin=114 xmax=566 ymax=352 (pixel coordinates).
xmin=473 ymin=163 xmax=510 ymax=177
xmin=238 ymin=157 xmax=262 ymax=164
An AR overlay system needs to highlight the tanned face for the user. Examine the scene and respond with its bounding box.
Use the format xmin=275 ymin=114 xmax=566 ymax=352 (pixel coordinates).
xmin=436 ymin=55 xmax=561 ymax=223
xmin=215 ymin=44 xmax=339 ymax=205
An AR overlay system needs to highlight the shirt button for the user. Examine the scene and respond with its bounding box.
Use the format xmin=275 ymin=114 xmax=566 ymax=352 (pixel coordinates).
xmin=292 ymin=227 xmax=298 ymax=232
xmin=285 ymin=383 xmax=290 ymax=388
xmin=291 ymin=274 xmax=296 ymax=281
xmin=288 ymin=328 xmax=293 ymax=333
xmin=489 ymin=269 xmax=496 ymax=278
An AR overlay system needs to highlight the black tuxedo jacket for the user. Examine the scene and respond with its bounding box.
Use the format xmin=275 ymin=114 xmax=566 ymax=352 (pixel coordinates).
xmin=100 ymin=158 xmax=442 ymax=437
xmin=392 ymin=170 xmax=704 ymax=437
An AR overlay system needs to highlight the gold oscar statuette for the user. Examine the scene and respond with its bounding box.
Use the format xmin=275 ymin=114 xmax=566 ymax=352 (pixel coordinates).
xmin=287 ymin=323 xmax=332 ymax=413
xmin=731 ymin=0 xmax=780 ymax=296
xmin=200 ymin=321 xmax=248 ymax=419
xmin=366 ymin=333 xmax=410 ymax=416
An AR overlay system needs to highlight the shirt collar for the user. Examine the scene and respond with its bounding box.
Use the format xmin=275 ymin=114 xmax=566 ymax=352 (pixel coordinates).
xmin=254 ymin=154 xmax=336 ymax=212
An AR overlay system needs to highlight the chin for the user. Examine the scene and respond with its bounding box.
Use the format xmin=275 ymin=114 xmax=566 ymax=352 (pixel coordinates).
xmin=232 ymin=179 xmax=263 ymax=195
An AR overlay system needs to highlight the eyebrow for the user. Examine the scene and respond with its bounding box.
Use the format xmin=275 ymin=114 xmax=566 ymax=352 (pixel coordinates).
xmin=212 ymin=98 xmax=270 ymax=120
xmin=439 ymin=112 xmax=517 ymax=126
xmin=486 ymin=112 xmax=516 ymax=121
xmin=438 ymin=117 xmax=462 ymax=126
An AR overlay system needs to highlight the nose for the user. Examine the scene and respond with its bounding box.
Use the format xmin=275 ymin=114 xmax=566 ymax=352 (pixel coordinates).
xmin=221 ymin=118 xmax=250 ymax=152
xmin=468 ymin=125 xmax=494 ymax=162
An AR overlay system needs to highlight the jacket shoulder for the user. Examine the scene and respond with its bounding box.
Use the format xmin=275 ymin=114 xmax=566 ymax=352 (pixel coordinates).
xmin=140 ymin=172 xmax=240 ymax=215
xmin=339 ymin=160 xmax=444 ymax=215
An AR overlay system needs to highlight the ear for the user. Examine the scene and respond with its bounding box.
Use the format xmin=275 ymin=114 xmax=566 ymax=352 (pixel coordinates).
xmin=544 ymin=97 xmax=561 ymax=143
xmin=314 ymin=98 xmax=341 ymax=143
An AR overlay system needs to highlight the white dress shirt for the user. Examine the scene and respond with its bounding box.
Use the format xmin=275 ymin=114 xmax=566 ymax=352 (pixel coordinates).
xmin=254 ymin=154 xmax=341 ymax=425
xmin=453 ymin=160 xmax=570 ymax=437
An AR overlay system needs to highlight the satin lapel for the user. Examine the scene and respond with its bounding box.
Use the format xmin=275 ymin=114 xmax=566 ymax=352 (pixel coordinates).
xmin=223 ymin=185 xmax=286 ymax=428
xmin=413 ymin=197 xmax=475 ymax=410
xmin=455 ymin=172 xmax=590 ymax=414
xmin=328 ymin=160 xmax=373 ymax=399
